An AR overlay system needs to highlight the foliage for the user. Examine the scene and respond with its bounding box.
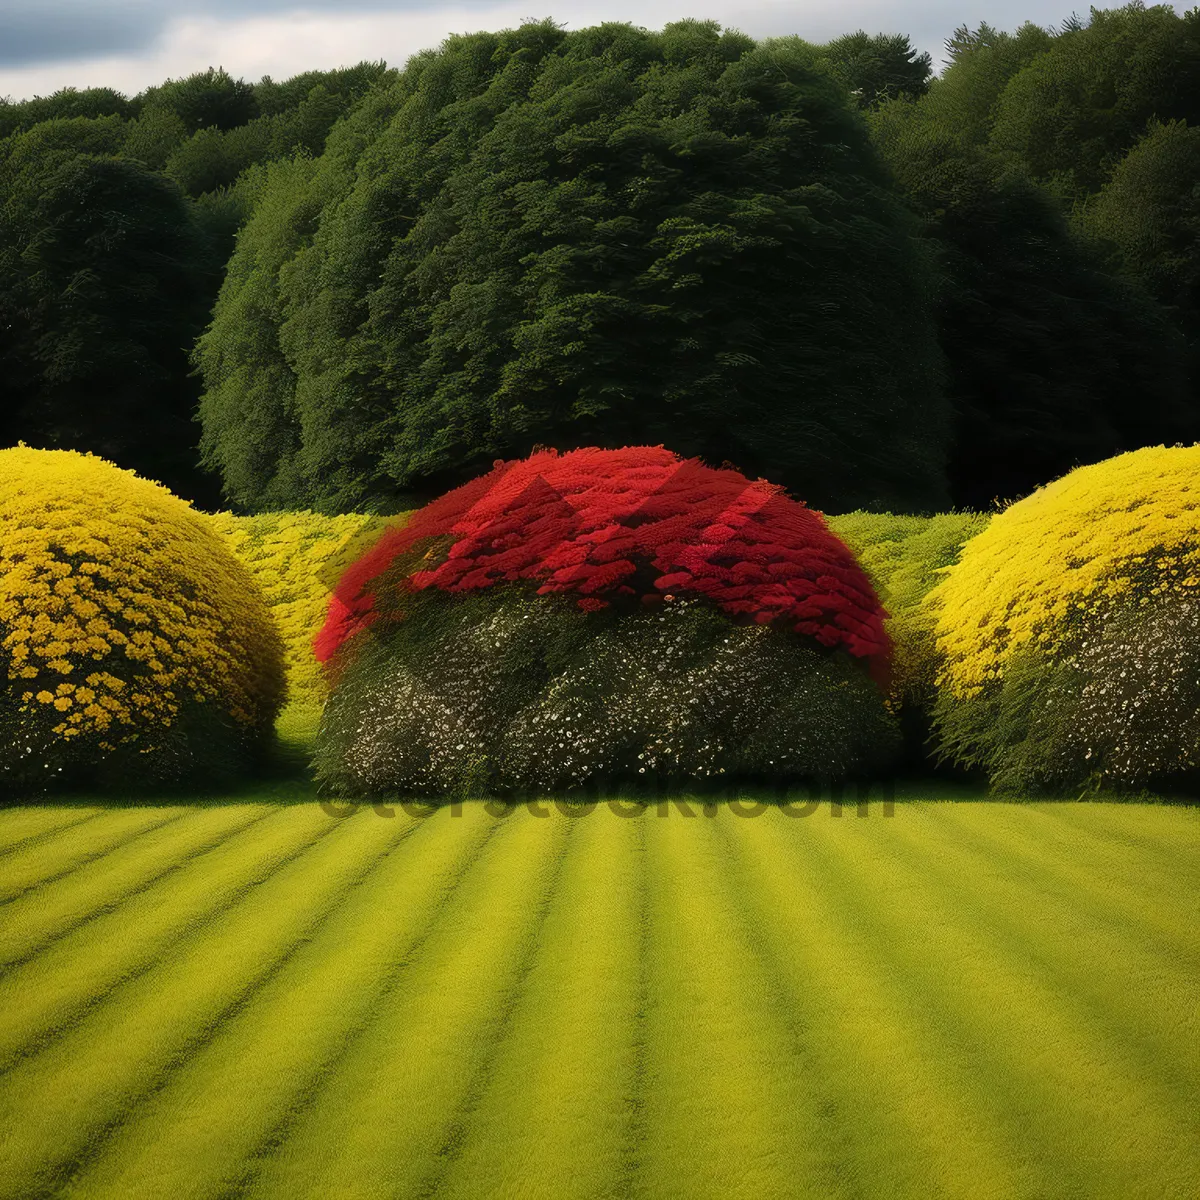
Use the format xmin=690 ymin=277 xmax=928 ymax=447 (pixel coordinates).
xmin=133 ymin=68 xmax=260 ymax=135
xmin=1076 ymin=115 xmax=1200 ymax=334
xmin=197 ymin=17 xmax=950 ymax=515
xmin=931 ymin=444 xmax=1200 ymax=696
xmin=0 ymin=448 xmax=285 ymax=793
xmin=763 ymin=30 xmax=934 ymax=111
xmin=935 ymin=595 xmax=1200 ymax=793
xmin=207 ymin=510 xmax=397 ymax=712
xmin=867 ymin=54 xmax=1196 ymax=507
xmin=189 ymin=163 xmax=272 ymax=281
xmin=317 ymin=446 xmax=891 ymax=669
xmin=163 ymin=84 xmax=372 ymax=198
xmin=316 ymin=446 xmax=895 ymax=795
xmin=911 ymin=20 xmax=1060 ymax=150
xmin=930 ymin=444 xmax=1200 ymax=791
xmin=252 ymin=62 xmax=397 ymax=116
xmin=0 ymin=122 xmax=217 ymax=505
xmin=988 ymin=3 xmax=1200 ymax=210
xmin=828 ymin=510 xmax=990 ymax=709
xmin=193 ymin=153 xmax=325 ymax=510
xmin=314 ymin=589 xmax=899 ymax=797
xmin=120 ymin=105 xmax=189 ymax=171
xmin=1 ymin=9 xmax=1198 ymax=526
xmin=807 ymin=30 xmax=934 ymax=108
xmin=0 ymin=88 xmax=132 ymax=139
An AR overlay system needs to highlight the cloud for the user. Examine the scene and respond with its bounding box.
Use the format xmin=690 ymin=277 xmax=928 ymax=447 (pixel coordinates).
xmin=0 ymin=1 xmax=513 ymax=68
xmin=0 ymin=1 xmax=1074 ymax=103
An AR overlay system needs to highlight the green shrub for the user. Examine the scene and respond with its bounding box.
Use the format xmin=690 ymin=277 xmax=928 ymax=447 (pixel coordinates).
xmin=929 ymin=445 xmax=1200 ymax=792
xmin=935 ymin=594 xmax=1200 ymax=795
xmin=207 ymin=510 xmax=399 ymax=714
xmin=314 ymin=589 xmax=899 ymax=798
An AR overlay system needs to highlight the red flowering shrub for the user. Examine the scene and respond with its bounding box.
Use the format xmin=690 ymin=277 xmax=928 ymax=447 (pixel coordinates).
xmin=317 ymin=446 xmax=890 ymax=668
xmin=314 ymin=447 xmax=900 ymax=796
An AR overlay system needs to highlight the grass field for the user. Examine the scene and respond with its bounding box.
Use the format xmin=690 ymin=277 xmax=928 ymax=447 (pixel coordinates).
xmin=0 ymin=784 xmax=1196 ymax=1200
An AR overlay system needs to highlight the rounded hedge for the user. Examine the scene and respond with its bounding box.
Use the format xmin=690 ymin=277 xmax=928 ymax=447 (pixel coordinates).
xmin=930 ymin=445 xmax=1200 ymax=791
xmin=315 ymin=446 xmax=900 ymax=796
xmin=0 ymin=447 xmax=285 ymax=792
xmin=318 ymin=446 xmax=891 ymax=665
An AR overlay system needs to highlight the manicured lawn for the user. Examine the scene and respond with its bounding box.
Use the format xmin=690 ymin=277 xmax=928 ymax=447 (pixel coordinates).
xmin=0 ymin=786 xmax=1196 ymax=1199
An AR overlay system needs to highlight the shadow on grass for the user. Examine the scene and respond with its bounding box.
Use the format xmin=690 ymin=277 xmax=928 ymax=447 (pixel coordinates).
xmin=0 ymin=705 xmax=323 ymax=811
xmin=4 ymin=704 xmax=1195 ymax=810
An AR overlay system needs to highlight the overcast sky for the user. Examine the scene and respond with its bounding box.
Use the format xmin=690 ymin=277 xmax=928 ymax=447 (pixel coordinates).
xmin=0 ymin=2 xmax=1183 ymax=103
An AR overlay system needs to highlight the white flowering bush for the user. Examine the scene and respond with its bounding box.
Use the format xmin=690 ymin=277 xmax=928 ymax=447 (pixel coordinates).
xmin=499 ymin=598 xmax=897 ymax=791
xmin=313 ymin=589 xmax=900 ymax=798
xmin=935 ymin=594 xmax=1200 ymax=794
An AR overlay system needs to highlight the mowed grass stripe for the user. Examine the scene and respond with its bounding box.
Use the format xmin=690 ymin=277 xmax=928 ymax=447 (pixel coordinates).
xmin=727 ymin=808 xmax=1029 ymax=1200
xmin=0 ymin=807 xmax=188 ymax=901
xmin=433 ymin=806 xmax=643 ymax=1200
xmin=243 ymin=805 xmax=572 ymax=1200
xmin=0 ymin=804 xmax=272 ymax=967
xmin=944 ymin=799 xmax=1198 ymax=901
xmin=58 ymin=805 xmax=498 ymax=1200
xmin=0 ymin=808 xmax=410 ymax=1200
xmin=635 ymin=806 xmax=852 ymax=1200
xmin=802 ymin=807 xmax=1199 ymax=1200
xmin=0 ymin=803 xmax=335 ymax=1068
xmin=898 ymin=805 xmax=1200 ymax=1087
xmin=1042 ymin=801 xmax=1200 ymax=864
xmin=0 ymin=807 xmax=107 ymax=856
xmin=921 ymin=803 xmax=1199 ymax=968
xmin=912 ymin=801 xmax=1195 ymax=988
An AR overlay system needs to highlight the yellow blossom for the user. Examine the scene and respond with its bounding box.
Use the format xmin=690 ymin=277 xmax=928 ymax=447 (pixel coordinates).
xmin=930 ymin=445 xmax=1200 ymax=698
xmin=1 ymin=447 xmax=285 ymax=781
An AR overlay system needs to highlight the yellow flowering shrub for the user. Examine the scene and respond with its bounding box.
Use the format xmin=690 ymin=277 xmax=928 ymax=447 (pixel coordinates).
xmin=929 ymin=445 xmax=1200 ymax=793
xmin=828 ymin=510 xmax=991 ymax=710
xmin=0 ymin=447 xmax=285 ymax=791
xmin=205 ymin=510 xmax=400 ymax=712
xmin=930 ymin=445 xmax=1200 ymax=699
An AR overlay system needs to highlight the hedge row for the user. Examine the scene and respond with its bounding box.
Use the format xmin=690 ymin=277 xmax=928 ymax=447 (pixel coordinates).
xmin=206 ymin=510 xmax=397 ymax=710
xmin=4 ymin=445 xmax=1196 ymax=797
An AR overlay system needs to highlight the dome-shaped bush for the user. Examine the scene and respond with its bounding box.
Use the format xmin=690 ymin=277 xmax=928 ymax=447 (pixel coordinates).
xmin=315 ymin=446 xmax=899 ymax=796
xmin=317 ymin=446 xmax=890 ymax=663
xmin=0 ymin=448 xmax=285 ymax=792
xmin=930 ymin=445 xmax=1200 ymax=791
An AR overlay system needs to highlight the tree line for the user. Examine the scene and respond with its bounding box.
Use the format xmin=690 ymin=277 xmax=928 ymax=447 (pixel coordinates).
xmin=1 ymin=4 xmax=1197 ymax=514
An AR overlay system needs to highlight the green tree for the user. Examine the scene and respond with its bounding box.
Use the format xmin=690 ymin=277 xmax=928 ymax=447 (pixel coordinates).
xmin=121 ymin=104 xmax=189 ymax=171
xmin=0 ymin=87 xmax=132 ymax=138
xmin=198 ymin=18 xmax=951 ymax=514
xmin=933 ymin=163 xmax=1193 ymax=507
xmin=988 ymin=3 xmax=1200 ymax=211
xmin=1077 ymin=116 xmax=1200 ymax=318
xmin=0 ymin=125 xmax=216 ymax=503
xmin=863 ymin=8 xmax=1200 ymax=508
xmin=253 ymin=62 xmax=395 ymax=116
xmin=876 ymin=19 xmax=1059 ymax=155
xmin=163 ymin=82 xmax=370 ymax=197
xmin=814 ymin=30 xmax=934 ymax=108
xmin=1078 ymin=115 xmax=1200 ymax=409
xmin=133 ymin=68 xmax=259 ymax=135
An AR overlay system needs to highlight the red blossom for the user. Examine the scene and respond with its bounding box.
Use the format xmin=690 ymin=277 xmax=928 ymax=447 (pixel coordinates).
xmin=316 ymin=447 xmax=890 ymax=669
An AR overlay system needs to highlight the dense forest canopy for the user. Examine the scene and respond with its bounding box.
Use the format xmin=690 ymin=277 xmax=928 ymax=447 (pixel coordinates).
xmin=0 ymin=3 xmax=1197 ymax=513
